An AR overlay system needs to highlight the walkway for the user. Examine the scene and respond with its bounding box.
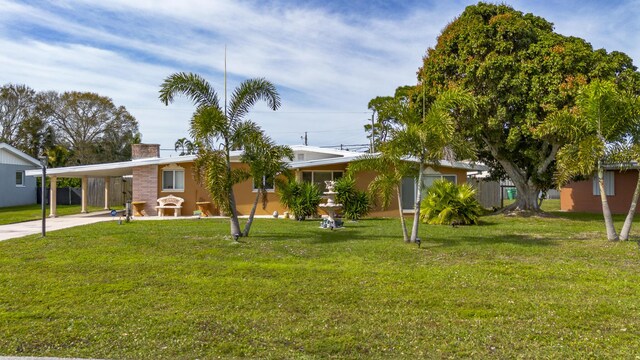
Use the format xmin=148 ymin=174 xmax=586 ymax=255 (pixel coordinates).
xmin=0 ymin=211 xmax=116 ymax=242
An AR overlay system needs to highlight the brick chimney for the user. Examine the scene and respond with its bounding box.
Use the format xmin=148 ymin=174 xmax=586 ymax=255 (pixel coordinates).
xmin=132 ymin=143 xmax=160 ymax=160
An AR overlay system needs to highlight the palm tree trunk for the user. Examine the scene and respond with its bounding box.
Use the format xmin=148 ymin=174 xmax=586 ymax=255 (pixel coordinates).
xmin=598 ymin=165 xmax=618 ymax=241
xmin=242 ymin=191 xmax=261 ymax=237
xmin=620 ymin=170 xmax=640 ymax=241
xmin=410 ymin=162 xmax=425 ymax=243
xmin=225 ymin=141 xmax=242 ymax=238
xmin=396 ymin=184 xmax=409 ymax=242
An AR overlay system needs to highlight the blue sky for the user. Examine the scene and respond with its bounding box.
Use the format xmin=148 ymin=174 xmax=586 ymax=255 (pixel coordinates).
xmin=1 ymin=0 xmax=638 ymax=154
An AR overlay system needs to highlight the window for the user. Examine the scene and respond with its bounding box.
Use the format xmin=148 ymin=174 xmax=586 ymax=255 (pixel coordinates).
xmin=297 ymin=153 xmax=305 ymax=161
xmin=15 ymin=171 xmax=25 ymax=187
xmin=301 ymin=171 xmax=343 ymax=192
xmin=593 ymin=171 xmax=615 ymax=196
xmin=401 ymin=174 xmax=457 ymax=211
xmin=162 ymin=169 xmax=185 ymax=191
xmin=423 ymin=174 xmax=456 ymax=188
xmin=253 ymin=175 xmax=275 ymax=192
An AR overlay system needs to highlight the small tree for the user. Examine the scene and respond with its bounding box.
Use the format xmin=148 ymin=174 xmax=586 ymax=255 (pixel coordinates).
xmin=537 ymin=80 xmax=636 ymax=240
xmin=160 ymin=72 xmax=280 ymax=237
xmin=241 ymin=134 xmax=293 ymax=236
xmin=348 ymin=152 xmax=418 ymax=242
xmin=385 ymin=88 xmax=476 ymax=243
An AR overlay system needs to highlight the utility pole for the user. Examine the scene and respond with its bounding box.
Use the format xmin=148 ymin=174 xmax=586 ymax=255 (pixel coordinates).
xmin=224 ymin=45 xmax=227 ymax=117
xmin=370 ymin=111 xmax=375 ymax=153
xmin=301 ymin=132 xmax=308 ymax=146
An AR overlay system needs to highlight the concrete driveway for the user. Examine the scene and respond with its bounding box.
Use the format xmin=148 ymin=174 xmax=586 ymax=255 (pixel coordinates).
xmin=0 ymin=212 xmax=117 ymax=242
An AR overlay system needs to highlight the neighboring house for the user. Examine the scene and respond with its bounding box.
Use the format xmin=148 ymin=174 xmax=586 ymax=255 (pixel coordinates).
xmin=26 ymin=143 xmax=481 ymax=217
xmin=561 ymin=166 xmax=640 ymax=214
xmin=0 ymin=143 xmax=41 ymax=208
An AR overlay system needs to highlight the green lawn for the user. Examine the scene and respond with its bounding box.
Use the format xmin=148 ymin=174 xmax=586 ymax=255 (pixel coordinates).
xmin=502 ymin=198 xmax=560 ymax=211
xmin=0 ymin=204 xmax=108 ymax=225
xmin=0 ymin=214 xmax=639 ymax=359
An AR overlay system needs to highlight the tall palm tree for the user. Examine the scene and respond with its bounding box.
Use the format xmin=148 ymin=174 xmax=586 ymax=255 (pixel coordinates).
xmin=241 ymin=133 xmax=293 ymax=236
xmin=159 ymin=72 xmax=281 ymax=237
xmin=386 ymin=88 xmax=476 ymax=243
xmin=539 ymin=80 xmax=635 ymax=241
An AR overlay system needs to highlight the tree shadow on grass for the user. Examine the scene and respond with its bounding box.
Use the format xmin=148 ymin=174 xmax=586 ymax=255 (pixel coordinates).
xmin=423 ymin=233 xmax=559 ymax=248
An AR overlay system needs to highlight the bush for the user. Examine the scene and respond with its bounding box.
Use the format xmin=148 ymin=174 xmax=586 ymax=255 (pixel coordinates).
xmin=334 ymin=176 xmax=370 ymax=221
xmin=276 ymin=179 xmax=322 ymax=220
xmin=420 ymin=180 xmax=483 ymax=225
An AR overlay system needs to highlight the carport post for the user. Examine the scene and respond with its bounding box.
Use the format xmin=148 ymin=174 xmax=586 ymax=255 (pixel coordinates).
xmin=81 ymin=176 xmax=88 ymax=213
xmin=49 ymin=176 xmax=57 ymax=218
xmin=39 ymin=155 xmax=47 ymax=237
xmin=104 ymin=177 xmax=110 ymax=210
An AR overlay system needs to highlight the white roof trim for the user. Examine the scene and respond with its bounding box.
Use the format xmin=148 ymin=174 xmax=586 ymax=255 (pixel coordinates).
xmin=25 ymin=145 xmax=485 ymax=178
xmin=26 ymin=155 xmax=198 ymax=178
xmin=289 ymin=144 xmax=362 ymax=157
xmin=0 ymin=143 xmax=41 ymax=167
xmin=289 ymin=156 xmax=362 ymax=169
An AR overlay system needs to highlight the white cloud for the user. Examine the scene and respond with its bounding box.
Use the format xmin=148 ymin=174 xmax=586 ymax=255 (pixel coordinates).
xmin=1 ymin=0 xmax=638 ymax=152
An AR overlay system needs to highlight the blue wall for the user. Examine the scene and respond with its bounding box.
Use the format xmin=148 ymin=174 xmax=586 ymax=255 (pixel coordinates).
xmin=0 ymin=164 xmax=38 ymax=207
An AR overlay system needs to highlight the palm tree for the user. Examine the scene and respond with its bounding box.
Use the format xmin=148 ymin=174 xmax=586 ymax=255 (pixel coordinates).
xmin=348 ymin=153 xmax=417 ymax=242
xmin=241 ymin=133 xmax=293 ymax=236
xmin=159 ymin=72 xmax=281 ymax=237
xmin=385 ymin=88 xmax=476 ymax=242
xmin=174 ymin=137 xmax=189 ymax=156
xmin=539 ymin=80 xmax=635 ymax=241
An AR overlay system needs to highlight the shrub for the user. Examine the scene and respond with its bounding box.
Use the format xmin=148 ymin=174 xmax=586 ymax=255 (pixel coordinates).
xmin=334 ymin=176 xmax=371 ymax=221
xmin=420 ymin=180 xmax=483 ymax=225
xmin=276 ymin=178 xmax=322 ymax=220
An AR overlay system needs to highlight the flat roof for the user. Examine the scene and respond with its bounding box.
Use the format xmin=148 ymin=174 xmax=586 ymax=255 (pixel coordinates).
xmin=26 ymin=144 xmax=485 ymax=178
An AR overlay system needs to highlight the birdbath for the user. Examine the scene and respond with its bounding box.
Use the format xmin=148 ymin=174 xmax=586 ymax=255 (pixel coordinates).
xmin=318 ymin=180 xmax=343 ymax=229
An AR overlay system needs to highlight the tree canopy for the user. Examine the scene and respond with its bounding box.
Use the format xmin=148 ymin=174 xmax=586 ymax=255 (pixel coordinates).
xmin=418 ymin=2 xmax=640 ymax=211
xmin=0 ymin=84 xmax=140 ymax=165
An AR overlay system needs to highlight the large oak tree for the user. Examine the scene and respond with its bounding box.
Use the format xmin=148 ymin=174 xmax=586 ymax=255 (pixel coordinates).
xmin=418 ymin=2 xmax=639 ymax=211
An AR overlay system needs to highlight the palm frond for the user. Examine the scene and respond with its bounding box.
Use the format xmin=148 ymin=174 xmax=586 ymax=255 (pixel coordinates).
xmin=159 ymin=72 xmax=221 ymax=110
xmin=228 ymin=78 xmax=281 ymax=123
xmin=189 ymin=106 xmax=227 ymax=149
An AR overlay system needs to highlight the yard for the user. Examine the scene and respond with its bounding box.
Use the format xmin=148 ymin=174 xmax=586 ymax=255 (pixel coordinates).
xmin=0 ymin=213 xmax=639 ymax=359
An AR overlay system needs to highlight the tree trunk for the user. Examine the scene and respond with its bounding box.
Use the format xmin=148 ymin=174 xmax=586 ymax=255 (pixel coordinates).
xmin=410 ymin=162 xmax=425 ymax=243
xmin=483 ymin=138 xmax=543 ymax=212
xmin=242 ymin=191 xmax=261 ymax=237
xmin=512 ymin=182 xmax=540 ymax=212
xmin=396 ymin=184 xmax=409 ymax=242
xmin=225 ymin=141 xmax=242 ymax=238
xmin=597 ymin=166 xmax=618 ymax=241
xmin=620 ymin=170 xmax=640 ymax=241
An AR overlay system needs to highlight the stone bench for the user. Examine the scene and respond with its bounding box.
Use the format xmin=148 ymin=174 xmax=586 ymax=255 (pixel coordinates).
xmin=155 ymin=195 xmax=184 ymax=217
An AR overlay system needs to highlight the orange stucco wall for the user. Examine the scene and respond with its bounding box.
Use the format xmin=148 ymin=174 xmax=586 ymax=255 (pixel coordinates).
xmin=561 ymin=170 xmax=640 ymax=214
xmin=156 ymin=162 xmax=218 ymax=216
xmin=153 ymin=161 xmax=470 ymax=217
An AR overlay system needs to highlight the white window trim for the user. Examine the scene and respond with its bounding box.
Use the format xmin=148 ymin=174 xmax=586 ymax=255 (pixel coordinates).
xmin=15 ymin=170 xmax=25 ymax=187
xmin=302 ymin=170 xmax=344 ymax=183
xmin=162 ymin=169 xmax=185 ymax=192
xmin=252 ymin=175 xmax=275 ymax=193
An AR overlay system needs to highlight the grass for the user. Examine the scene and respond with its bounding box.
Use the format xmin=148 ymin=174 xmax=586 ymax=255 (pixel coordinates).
xmin=0 ymin=213 xmax=639 ymax=359
xmin=0 ymin=204 xmax=107 ymax=225
xmin=502 ymin=198 xmax=560 ymax=211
